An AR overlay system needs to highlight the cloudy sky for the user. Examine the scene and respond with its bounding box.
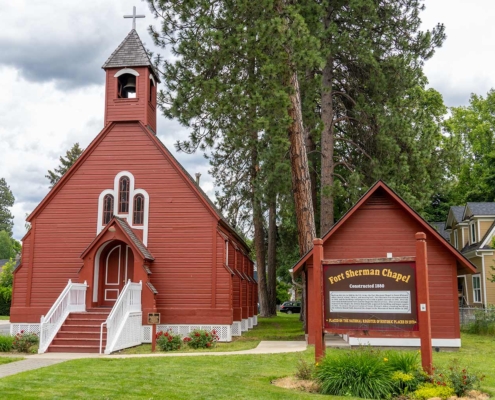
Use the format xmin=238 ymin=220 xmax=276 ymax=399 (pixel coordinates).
xmin=0 ymin=0 xmax=494 ymax=240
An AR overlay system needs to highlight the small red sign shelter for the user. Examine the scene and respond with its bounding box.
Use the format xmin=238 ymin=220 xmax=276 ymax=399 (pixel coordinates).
xmin=310 ymin=233 xmax=432 ymax=373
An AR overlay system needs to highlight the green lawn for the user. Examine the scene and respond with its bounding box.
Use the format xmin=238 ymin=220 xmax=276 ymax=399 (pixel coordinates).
xmin=0 ymin=318 xmax=493 ymax=399
xmin=120 ymin=312 xmax=304 ymax=355
xmin=0 ymin=316 xmax=9 ymax=320
xmin=0 ymin=357 xmax=22 ymax=365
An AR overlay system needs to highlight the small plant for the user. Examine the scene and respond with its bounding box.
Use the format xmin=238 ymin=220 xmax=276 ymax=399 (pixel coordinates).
xmin=186 ymin=329 xmax=219 ymax=349
xmin=0 ymin=335 xmax=14 ymax=352
xmin=314 ymin=347 xmax=394 ymax=399
xmin=445 ymin=359 xmax=484 ymax=397
xmin=12 ymin=331 xmax=39 ymax=353
xmin=391 ymin=371 xmax=419 ymax=395
xmin=156 ymin=330 xmax=182 ymax=351
xmin=386 ymin=350 xmax=420 ymax=373
xmin=412 ymin=382 xmax=455 ymax=400
xmin=294 ymin=358 xmax=315 ymax=380
xmin=467 ymin=306 xmax=495 ymax=335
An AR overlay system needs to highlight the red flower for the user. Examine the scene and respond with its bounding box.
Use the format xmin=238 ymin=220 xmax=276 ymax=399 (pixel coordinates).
xmin=205 ymin=333 xmax=209 ymax=337
xmin=212 ymin=329 xmax=216 ymax=334
xmin=20 ymin=330 xmax=24 ymax=334
xmin=206 ymin=343 xmax=211 ymax=347
xmin=195 ymin=332 xmax=200 ymax=337
xmin=165 ymin=332 xmax=169 ymax=337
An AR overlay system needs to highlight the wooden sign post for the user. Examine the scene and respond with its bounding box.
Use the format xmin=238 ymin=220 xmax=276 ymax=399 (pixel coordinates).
xmin=312 ymin=233 xmax=432 ymax=369
xmin=415 ymin=232 xmax=432 ymax=374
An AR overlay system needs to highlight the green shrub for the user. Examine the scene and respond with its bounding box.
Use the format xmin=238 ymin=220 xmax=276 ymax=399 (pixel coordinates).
xmin=0 ymin=335 xmax=14 ymax=352
xmin=464 ymin=306 xmax=495 ymax=335
xmin=12 ymin=331 xmax=39 ymax=353
xmin=295 ymin=358 xmax=315 ymax=380
xmin=156 ymin=330 xmax=182 ymax=351
xmin=412 ymin=383 xmax=455 ymax=400
xmin=314 ymin=347 xmax=394 ymax=399
xmin=386 ymin=350 xmax=420 ymax=373
xmin=185 ymin=329 xmax=218 ymax=349
xmin=444 ymin=359 xmax=484 ymax=397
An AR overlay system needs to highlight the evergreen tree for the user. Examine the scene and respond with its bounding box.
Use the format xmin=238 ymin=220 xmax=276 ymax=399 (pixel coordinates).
xmin=315 ymin=0 xmax=446 ymax=232
xmin=46 ymin=143 xmax=84 ymax=188
xmin=0 ymin=178 xmax=15 ymax=236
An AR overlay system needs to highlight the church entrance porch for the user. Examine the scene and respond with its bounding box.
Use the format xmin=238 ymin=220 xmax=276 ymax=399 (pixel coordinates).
xmin=97 ymin=240 xmax=134 ymax=307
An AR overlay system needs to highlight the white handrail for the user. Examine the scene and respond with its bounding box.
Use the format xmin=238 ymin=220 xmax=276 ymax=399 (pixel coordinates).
xmin=102 ymin=279 xmax=142 ymax=354
xmin=39 ymin=279 xmax=88 ymax=353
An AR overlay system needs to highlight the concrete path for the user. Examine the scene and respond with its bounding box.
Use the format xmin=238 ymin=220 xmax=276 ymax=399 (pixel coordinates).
xmin=0 ymin=359 xmax=65 ymax=379
xmin=0 ymin=320 xmax=10 ymax=336
xmin=0 ymin=341 xmax=308 ymax=378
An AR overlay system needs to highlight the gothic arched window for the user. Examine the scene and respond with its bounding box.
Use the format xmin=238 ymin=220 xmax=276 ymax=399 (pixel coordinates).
xmin=119 ymin=176 xmax=130 ymax=213
xmin=133 ymin=194 xmax=145 ymax=225
xmin=103 ymin=194 xmax=114 ymax=225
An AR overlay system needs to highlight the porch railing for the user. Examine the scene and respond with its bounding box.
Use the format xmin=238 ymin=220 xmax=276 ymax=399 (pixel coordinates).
xmin=39 ymin=279 xmax=88 ymax=353
xmin=101 ymin=280 xmax=142 ymax=354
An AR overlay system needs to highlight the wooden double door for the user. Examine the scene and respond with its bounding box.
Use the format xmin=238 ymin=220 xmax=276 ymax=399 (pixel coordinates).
xmin=99 ymin=241 xmax=134 ymax=307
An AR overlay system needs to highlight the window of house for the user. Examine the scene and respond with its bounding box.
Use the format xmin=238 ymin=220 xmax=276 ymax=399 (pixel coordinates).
xmin=473 ymin=275 xmax=481 ymax=303
xmin=133 ymin=194 xmax=144 ymax=225
xmin=118 ymin=176 xmax=130 ymax=213
xmin=103 ymin=194 xmax=114 ymax=225
xmin=117 ymin=74 xmax=137 ymax=98
xmin=471 ymin=222 xmax=476 ymax=244
xmin=454 ymin=230 xmax=458 ymax=249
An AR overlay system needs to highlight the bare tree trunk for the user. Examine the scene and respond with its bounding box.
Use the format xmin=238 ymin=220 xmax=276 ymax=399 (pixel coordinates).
xmin=305 ymin=128 xmax=318 ymax=230
xmin=267 ymin=199 xmax=277 ymax=316
xmin=320 ymin=15 xmax=335 ymax=236
xmin=288 ymin=70 xmax=316 ymax=254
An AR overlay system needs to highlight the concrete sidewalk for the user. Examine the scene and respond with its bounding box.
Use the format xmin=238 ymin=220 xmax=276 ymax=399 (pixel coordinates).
xmin=0 ymin=341 xmax=308 ymax=378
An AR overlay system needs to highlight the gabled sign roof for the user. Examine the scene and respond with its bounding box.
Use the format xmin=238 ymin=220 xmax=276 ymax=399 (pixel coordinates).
xmin=292 ymin=181 xmax=476 ymax=275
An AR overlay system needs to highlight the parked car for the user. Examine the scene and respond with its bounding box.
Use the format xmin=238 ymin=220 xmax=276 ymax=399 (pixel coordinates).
xmin=279 ymin=301 xmax=301 ymax=314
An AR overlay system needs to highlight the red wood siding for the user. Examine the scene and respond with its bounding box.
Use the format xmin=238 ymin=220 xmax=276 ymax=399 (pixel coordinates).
xmin=12 ymin=122 xmax=239 ymax=324
xmin=12 ymin=235 xmax=29 ymax=308
xmin=215 ymin=232 xmax=231 ymax=309
xmin=322 ymin=190 xmax=459 ymax=339
xmin=105 ymin=67 xmax=154 ymax=128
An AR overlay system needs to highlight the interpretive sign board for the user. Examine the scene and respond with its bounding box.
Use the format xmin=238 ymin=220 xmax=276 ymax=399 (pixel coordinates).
xmin=324 ymin=262 xmax=418 ymax=331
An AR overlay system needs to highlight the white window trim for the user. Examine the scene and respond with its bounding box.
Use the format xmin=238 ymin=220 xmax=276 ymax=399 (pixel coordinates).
xmin=454 ymin=230 xmax=458 ymax=249
xmin=114 ymin=68 xmax=140 ymax=78
xmin=470 ymin=222 xmax=476 ymax=244
xmin=472 ymin=274 xmax=482 ymax=303
xmin=97 ymin=171 xmax=150 ymax=245
xmin=149 ymin=74 xmax=156 ymax=86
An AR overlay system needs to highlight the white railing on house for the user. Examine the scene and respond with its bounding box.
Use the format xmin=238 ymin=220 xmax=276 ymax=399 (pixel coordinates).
xmin=39 ymin=279 xmax=88 ymax=353
xmin=101 ymin=280 xmax=142 ymax=354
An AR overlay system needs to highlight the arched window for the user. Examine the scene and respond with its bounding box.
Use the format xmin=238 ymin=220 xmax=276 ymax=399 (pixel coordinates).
xmin=117 ymin=74 xmax=137 ymax=99
xmin=119 ymin=177 xmax=130 ymax=213
xmin=133 ymin=194 xmax=145 ymax=225
xmin=103 ymin=194 xmax=114 ymax=225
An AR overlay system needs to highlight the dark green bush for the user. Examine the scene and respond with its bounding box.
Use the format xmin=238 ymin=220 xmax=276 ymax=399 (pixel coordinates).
xmin=0 ymin=335 xmax=14 ymax=352
xmin=314 ymin=347 xmax=394 ymax=398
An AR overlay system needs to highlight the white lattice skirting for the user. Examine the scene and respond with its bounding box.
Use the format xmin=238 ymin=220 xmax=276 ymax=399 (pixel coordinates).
xmin=241 ymin=319 xmax=248 ymax=332
xmin=11 ymin=324 xmax=40 ymax=336
xmin=231 ymin=321 xmax=242 ymax=337
xmin=253 ymin=315 xmax=258 ymax=325
xmin=248 ymin=317 xmax=253 ymax=329
xmin=155 ymin=324 xmax=232 ymax=342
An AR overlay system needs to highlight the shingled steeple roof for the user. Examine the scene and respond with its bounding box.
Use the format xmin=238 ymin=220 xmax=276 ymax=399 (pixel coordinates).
xmin=102 ymin=29 xmax=155 ymax=71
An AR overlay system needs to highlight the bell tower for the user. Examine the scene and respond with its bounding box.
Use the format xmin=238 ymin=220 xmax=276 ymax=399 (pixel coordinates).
xmin=102 ymin=21 xmax=159 ymax=133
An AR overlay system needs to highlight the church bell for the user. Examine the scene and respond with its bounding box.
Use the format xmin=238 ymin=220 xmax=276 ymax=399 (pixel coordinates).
xmin=120 ymin=74 xmax=136 ymax=98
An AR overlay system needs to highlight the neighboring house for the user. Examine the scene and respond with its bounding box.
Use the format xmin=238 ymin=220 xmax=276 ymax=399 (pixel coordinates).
xmin=10 ymin=28 xmax=257 ymax=353
xmin=445 ymin=203 xmax=495 ymax=308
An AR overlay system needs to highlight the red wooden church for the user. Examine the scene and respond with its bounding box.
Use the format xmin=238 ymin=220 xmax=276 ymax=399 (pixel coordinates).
xmin=293 ymin=181 xmax=476 ymax=348
xmin=10 ymin=28 xmax=257 ymax=353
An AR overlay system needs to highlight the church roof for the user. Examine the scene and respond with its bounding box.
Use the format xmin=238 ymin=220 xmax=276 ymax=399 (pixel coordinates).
xmin=114 ymin=217 xmax=154 ymax=261
xmin=102 ymin=29 xmax=158 ymax=78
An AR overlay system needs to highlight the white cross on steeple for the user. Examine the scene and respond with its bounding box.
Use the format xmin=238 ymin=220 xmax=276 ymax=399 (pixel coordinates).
xmin=124 ymin=6 xmax=145 ymax=30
